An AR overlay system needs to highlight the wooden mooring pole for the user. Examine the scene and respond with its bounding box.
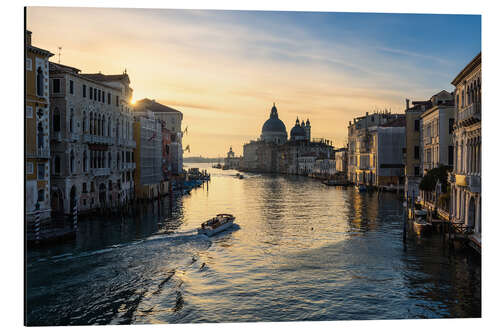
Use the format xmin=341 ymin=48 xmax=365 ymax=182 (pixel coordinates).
xmin=73 ymin=202 xmax=78 ymax=231
xmin=34 ymin=203 xmax=41 ymax=244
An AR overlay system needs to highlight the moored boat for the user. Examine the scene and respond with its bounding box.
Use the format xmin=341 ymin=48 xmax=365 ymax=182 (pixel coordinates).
xmin=198 ymin=214 xmax=236 ymax=236
xmin=412 ymin=209 xmax=432 ymax=236
xmin=356 ymin=184 xmax=367 ymax=192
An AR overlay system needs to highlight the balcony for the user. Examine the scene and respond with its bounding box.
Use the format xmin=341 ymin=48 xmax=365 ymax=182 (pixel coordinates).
xmin=92 ymin=168 xmax=110 ymax=176
xmin=467 ymin=174 xmax=481 ymax=193
xmin=27 ymin=147 xmax=50 ymax=159
xmin=83 ymin=133 xmax=93 ymax=143
xmin=52 ymin=132 xmax=62 ymax=142
xmin=457 ymin=103 xmax=481 ymax=126
xmin=453 ymin=173 xmax=481 ymax=193
xmin=69 ymin=132 xmax=80 ymax=142
xmin=126 ymin=139 xmax=136 ymax=148
xmin=125 ymin=162 xmax=136 ymax=170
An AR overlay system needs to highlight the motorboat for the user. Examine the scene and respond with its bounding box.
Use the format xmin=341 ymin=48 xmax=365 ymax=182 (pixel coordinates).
xmin=412 ymin=209 xmax=432 ymax=236
xmin=356 ymin=184 xmax=367 ymax=192
xmin=238 ymin=174 xmax=244 ymax=179
xmin=198 ymin=214 xmax=235 ymax=236
xmin=323 ymin=179 xmax=346 ymax=186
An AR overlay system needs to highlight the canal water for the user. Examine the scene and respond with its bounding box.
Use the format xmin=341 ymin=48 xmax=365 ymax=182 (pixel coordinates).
xmin=26 ymin=163 xmax=481 ymax=325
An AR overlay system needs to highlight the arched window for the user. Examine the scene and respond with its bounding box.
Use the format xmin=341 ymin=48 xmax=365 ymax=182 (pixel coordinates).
xmin=102 ymin=117 xmax=106 ymax=137
xmin=36 ymin=67 xmax=44 ymax=96
xmin=37 ymin=189 xmax=45 ymax=203
xmin=70 ymin=150 xmax=75 ymax=174
xmin=53 ymin=108 xmax=61 ymax=132
xmin=69 ymin=108 xmax=74 ymax=133
xmin=54 ymin=155 xmax=61 ymax=175
xmin=82 ymin=112 xmax=87 ymax=133
xmin=97 ymin=115 xmax=101 ymax=136
xmin=117 ymin=152 xmax=120 ymax=169
xmin=108 ymin=152 xmax=112 ymax=168
xmin=37 ymin=121 xmax=44 ymax=149
xmin=108 ymin=117 xmax=111 ymax=137
xmin=108 ymin=180 xmax=113 ymax=191
xmin=83 ymin=151 xmax=87 ymax=172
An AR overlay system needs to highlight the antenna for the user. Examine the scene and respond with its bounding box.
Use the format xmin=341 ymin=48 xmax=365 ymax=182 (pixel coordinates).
xmin=57 ymin=46 xmax=62 ymax=64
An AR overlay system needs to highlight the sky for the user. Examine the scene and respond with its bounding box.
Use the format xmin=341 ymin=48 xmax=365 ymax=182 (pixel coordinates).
xmin=27 ymin=7 xmax=481 ymax=157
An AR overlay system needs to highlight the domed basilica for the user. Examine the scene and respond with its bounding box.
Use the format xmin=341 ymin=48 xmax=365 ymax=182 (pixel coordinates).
xmin=242 ymin=103 xmax=331 ymax=174
xmin=260 ymin=103 xmax=311 ymax=144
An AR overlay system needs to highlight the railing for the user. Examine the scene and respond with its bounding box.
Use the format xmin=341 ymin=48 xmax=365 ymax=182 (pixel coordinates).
xmin=124 ymin=162 xmax=136 ymax=169
xmin=52 ymin=132 xmax=62 ymax=142
xmin=69 ymin=132 xmax=80 ymax=142
xmin=92 ymin=168 xmax=110 ymax=176
xmin=126 ymin=139 xmax=136 ymax=148
xmin=27 ymin=147 xmax=50 ymax=159
xmin=83 ymin=134 xmax=115 ymax=145
xmin=450 ymin=222 xmax=475 ymax=235
xmin=457 ymin=103 xmax=481 ymax=124
xmin=466 ymin=174 xmax=481 ymax=193
xmin=82 ymin=133 xmax=92 ymax=143
xmin=437 ymin=208 xmax=450 ymax=221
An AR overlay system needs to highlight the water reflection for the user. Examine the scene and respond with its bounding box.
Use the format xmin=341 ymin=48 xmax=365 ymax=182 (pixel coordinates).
xmin=26 ymin=163 xmax=480 ymax=325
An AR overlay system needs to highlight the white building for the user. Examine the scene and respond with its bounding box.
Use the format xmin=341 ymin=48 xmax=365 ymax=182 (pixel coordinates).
xmin=347 ymin=111 xmax=405 ymax=184
xmin=298 ymin=155 xmax=316 ymax=176
xmin=49 ymin=63 xmax=136 ymax=216
xmin=449 ymin=53 xmax=481 ymax=246
xmin=420 ymin=90 xmax=455 ymax=173
xmin=313 ymin=158 xmax=336 ymax=178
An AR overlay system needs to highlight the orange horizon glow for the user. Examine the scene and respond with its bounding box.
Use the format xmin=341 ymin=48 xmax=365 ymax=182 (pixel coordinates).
xmin=26 ymin=7 xmax=480 ymax=158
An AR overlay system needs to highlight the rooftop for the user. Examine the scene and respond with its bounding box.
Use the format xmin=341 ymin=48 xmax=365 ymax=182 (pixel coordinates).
xmin=80 ymin=72 xmax=130 ymax=84
xmin=134 ymin=98 xmax=183 ymax=114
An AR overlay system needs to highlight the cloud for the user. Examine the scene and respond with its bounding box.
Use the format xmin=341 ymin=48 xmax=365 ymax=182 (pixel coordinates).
xmin=27 ymin=7 xmax=476 ymax=156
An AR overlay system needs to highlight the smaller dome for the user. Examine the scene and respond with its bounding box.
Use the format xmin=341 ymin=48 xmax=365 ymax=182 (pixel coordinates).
xmin=290 ymin=123 xmax=306 ymax=138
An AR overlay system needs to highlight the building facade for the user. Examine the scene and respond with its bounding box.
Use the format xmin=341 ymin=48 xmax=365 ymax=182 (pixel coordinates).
xmin=134 ymin=98 xmax=184 ymax=175
xmin=404 ymin=99 xmax=431 ymax=199
xmin=449 ymin=53 xmax=481 ymax=239
xmin=420 ymin=91 xmax=455 ymax=173
xmin=334 ymin=147 xmax=348 ymax=174
xmin=313 ymin=158 xmax=336 ymax=178
xmin=133 ymin=110 xmax=164 ymax=199
xmin=347 ymin=111 xmax=405 ymax=185
xmin=25 ymin=31 xmax=54 ymax=222
xmin=370 ymin=123 xmax=406 ymax=187
xmin=49 ymin=63 xmax=136 ymax=216
xmin=224 ymin=147 xmax=242 ymax=169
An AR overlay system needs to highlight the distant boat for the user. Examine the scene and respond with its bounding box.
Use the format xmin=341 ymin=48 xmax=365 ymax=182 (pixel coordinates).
xmin=238 ymin=174 xmax=244 ymax=179
xmin=198 ymin=214 xmax=235 ymax=236
xmin=323 ymin=179 xmax=346 ymax=186
xmin=356 ymin=184 xmax=367 ymax=192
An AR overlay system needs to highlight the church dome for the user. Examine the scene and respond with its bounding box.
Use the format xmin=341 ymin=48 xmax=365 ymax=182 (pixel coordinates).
xmin=290 ymin=117 xmax=306 ymax=140
xmin=261 ymin=103 xmax=287 ymax=144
